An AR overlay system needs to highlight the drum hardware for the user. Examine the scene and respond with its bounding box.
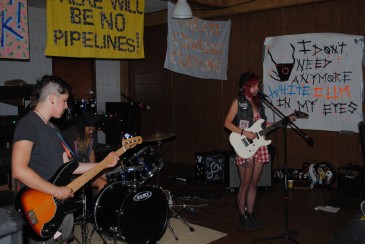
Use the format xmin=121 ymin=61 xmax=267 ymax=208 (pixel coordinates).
xmin=62 ymin=98 xmax=97 ymax=120
xmin=125 ymin=146 xmax=164 ymax=186
xmin=73 ymin=187 xmax=107 ymax=244
xmin=106 ymin=164 xmax=144 ymax=190
xmin=142 ymin=130 xmax=174 ymax=187
xmin=123 ymin=165 xmax=145 ymax=190
xmin=163 ymin=189 xmax=195 ymax=240
xmin=106 ymin=226 xmax=120 ymax=244
xmin=156 ymin=165 xmax=162 ymax=187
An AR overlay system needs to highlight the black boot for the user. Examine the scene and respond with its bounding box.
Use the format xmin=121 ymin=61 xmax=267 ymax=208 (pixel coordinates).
xmin=239 ymin=214 xmax=257 ymax=231
xmin=246 ymin=212 xmax=262 ymax=230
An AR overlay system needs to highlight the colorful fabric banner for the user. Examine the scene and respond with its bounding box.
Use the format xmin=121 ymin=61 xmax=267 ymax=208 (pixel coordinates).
xmin=164 ymin=2 xmax=231 ymax=80
xmin=0 ymin=0 xmax=29 ymax=59
xmin=263 ymin=33 xmax=364 ymax=132
xmin=46 ymin=0 xmax=145 ymax=59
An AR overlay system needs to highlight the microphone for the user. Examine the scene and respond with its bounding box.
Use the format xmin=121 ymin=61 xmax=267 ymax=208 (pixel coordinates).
xmin=306 ymin=136 xmax=315 ymax=147
xmin=182 ymin=205 xmax=196 ymax=212
xmin=256 ymin=91 xmax=269 ymax=99
xmin=137 ymin=102 xmax=151 ymax=111
xmin=120 ymin=92 xmax=151 ymax=111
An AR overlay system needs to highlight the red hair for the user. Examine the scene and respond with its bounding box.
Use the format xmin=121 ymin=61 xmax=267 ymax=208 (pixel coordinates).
xmin=241 ymin=74 xmax=261 ymax=107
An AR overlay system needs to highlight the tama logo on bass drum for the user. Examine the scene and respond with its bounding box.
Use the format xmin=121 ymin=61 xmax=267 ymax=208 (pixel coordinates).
xmin=133 ymin=191 xmax=152 ymax=201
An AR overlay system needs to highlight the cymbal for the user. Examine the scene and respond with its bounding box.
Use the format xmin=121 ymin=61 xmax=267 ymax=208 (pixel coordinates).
xmin=143 ymin=132 xmax=176 ymax=143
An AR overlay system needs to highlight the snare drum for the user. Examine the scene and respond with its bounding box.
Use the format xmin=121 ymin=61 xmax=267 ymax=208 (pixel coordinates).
xmin=106 ymin=165 xmax=144 ymax=188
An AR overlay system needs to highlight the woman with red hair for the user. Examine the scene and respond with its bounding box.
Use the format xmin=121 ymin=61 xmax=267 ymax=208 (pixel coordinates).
xmin=224 ymin=71 xmax=269 ymax=231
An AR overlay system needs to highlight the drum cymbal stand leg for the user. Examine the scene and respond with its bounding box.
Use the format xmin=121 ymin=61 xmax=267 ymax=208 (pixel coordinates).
xmin=165 ymin=189 xmax=195 ymax=238
xmin=166 ymin=221 xmax=179 ymax=240
xmin=74 ymin=189 xmax=107 ymax=244
xmin=169 ymin=207 xmax=195 ymax=232
xmin=156 ymin=168 xmax=161 ymax=187
xmin=73 ymin=190 xmax=92 ymax=244
xmin=88 ymin=225 xmax=107 ymax=244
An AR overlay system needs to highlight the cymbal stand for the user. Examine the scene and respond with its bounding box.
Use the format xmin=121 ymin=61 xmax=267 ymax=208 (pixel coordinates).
xmin=74 ymin=189 xmax=107 ymax=244
xmin=164 ymin=189 xmax=195 ymax=240
xmin=151 ymin=142 xmax=164 ymax=188
xmin=156 ymin=168 xmax=161 ymax=187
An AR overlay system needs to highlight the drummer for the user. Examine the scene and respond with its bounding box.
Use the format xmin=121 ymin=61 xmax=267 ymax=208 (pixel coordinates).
xmin=62 ymin=112 xmax=108 ymax=192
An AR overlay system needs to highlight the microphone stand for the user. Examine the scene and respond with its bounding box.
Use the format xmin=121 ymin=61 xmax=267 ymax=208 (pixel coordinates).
xmin=254 ymin=95 xmax=314 ymax=244
xmin=120 ymin=92 xmax=136 ymax=136
xmin=120 ymin=92 xmax=142 ymax=136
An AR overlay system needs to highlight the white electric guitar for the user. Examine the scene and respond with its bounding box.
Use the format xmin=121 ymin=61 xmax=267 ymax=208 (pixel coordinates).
xmin=229 ymin=110 xmax=308 ymax=159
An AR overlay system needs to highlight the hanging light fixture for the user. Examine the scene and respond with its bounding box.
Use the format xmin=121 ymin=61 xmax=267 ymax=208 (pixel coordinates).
xmin=172 ymin=0 xmax=193 ymax=19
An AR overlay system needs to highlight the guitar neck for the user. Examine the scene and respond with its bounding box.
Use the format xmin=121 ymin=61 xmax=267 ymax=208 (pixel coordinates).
xmin=66 ymin=137 xmax=141 ymax=193
xmin=259 ymin=117 xmax=289 ymax=137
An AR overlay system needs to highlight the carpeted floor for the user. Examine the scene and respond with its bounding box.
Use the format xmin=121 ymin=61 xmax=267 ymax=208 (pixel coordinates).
xmin=72 ymin=217 xmax=227 ymax=244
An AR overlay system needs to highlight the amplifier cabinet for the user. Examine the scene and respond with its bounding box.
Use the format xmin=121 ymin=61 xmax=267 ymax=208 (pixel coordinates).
xmin=338 ymin=166 xmax=363 ymax=195
xmin=224 ymin=152 xmax=240 ymax=189
xmin=258 ymin=160 xmax=272 ymax=187
xmin=195 ymin=151 xmax=225 ymax=183
xmin=224 ymin=152 xmax=272 ymax=190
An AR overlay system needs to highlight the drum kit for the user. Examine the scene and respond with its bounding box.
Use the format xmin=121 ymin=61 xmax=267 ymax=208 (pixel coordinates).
xmin=74 ymin=131 xmax=194 ymax=244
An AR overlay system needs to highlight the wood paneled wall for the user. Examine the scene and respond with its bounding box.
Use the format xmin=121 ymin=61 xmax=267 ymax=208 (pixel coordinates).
xmin=53 ymin=57 xmax=96 ymax=100
xmin=127 ymin=0 xmax=365 ymax=171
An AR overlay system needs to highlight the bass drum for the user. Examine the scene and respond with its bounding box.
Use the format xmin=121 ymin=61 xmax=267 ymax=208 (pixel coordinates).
xmin=119 ymin=185 xmax=169 ymax=243
xmin=94 ymin=182 xmax=169 ymax=243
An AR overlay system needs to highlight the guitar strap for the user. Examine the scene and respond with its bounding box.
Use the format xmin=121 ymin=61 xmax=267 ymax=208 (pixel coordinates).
xmin=49 ymin=122 xmax=76 ymax=159
xmin=236 ymin=96 xmax=251 ymax=128
xmin=57 ymin=132 xmax=75 ymax=159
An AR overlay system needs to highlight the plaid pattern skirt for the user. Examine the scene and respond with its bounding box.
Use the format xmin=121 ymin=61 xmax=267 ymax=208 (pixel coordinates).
xmin=236 ymin=145 xmax=270 ymax=165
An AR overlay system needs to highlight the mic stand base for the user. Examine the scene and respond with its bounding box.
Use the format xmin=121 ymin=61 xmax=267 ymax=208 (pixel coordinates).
xmin=253 ymin=229 xmax=299 ymax=243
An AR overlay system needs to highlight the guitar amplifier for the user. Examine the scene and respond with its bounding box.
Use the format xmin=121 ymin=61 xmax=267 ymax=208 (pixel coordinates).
xmin=195 ymin=151 xmax=225 ymax=183
xmin=338 ymin=165 xmax=363 ymax=195
xmin=224 ymin=152 xmax=272 ymax=189
xmin=224 ymin=152 xmax=240 ymax=189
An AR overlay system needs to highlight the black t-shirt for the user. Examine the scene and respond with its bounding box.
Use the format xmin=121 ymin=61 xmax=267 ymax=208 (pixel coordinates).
xmin=12 ymin=111 xmax=65 ymax=182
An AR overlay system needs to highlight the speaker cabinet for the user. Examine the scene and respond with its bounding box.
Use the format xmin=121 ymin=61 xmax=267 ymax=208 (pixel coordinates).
xmin=338 ymin=166 xmax=363 ymax=195
xmin=195 ymin=151 xmax=225 ymax=183
xmin=224 ymin=152 xmax=272 ymax=189
xmin=259 ymin=160 xmax=272 ymax=187
xmin=224 ymin=152 xmax=240 ymax=189
xmin=0 ymin=115 xmax=20 ymax=148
